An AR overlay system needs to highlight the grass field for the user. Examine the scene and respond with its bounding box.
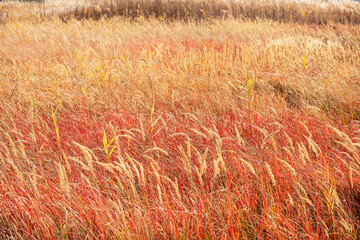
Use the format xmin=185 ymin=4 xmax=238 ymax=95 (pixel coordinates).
xmin=0 ymin=1 xmax=360 ymax=239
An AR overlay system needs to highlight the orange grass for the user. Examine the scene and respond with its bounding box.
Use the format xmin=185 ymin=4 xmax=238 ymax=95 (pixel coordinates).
xmin=0 ymin=15 xmax=360 ymax=239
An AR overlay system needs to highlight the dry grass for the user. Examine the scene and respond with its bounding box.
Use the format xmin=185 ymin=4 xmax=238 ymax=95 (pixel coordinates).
xmin=1 ymin=2 xmax=360 ymax=239
xmin=1 ymin=0 xmax=360 ymax=24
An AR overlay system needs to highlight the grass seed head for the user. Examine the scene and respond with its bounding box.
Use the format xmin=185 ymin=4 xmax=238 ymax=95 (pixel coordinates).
xmin=265 ymin=163 xmax=276 ymax=187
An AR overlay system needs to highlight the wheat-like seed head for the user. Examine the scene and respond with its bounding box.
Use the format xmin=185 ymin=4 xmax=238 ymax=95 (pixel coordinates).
xmin=186 ymin=138 xmax=192 ymax=159
xmin=253 ymin=126 xmax=268 ymax=137
xmin=144 ymin=147 xmax=169 ymax=156
xmin=165 ymin=176 xmax=181 ymax=200
xmin=216 ymin=139 xmax=226 ymax=170
xmin=132 ymin=162 xmax=141 ymax=183
xmin=96 ymin=162 xmax=116 ymax=173
xmin=179 ymin=145 xmax=192 ymax=175
xmin=0 ymin=152 xmax=5 ymax=166
xmin=150 ymin=162 xmax=160 ymax=182
xmin=349 ymin=165 xmax=353 ymax=189
xmin=297 ymin=142 xmax=309 ymax=166
xmin=336 ymin=155 xmax=348 ymax=166
xmin=235 ymin=125 xmax=245 ymax=147
xmin=124 ymin=162 xmax=135 ymax=180
xmin=282 ymin=147 xmax=294 ymax=157
xmin=157 ymin=183 xmax=164 ymax=205
xmin=31 ymin=165 xmax=39 ymax=196
xmin=265 ymin=163 xmax=276 ymax=187
xmin=298 ymin=121 xmax=312 ymax=138
xmin=18 ymin=141 xmax=29 ymax=164
xmin=240 ymin=158 xmax=256 ymax=176
xmin=287 ymin=193 xmax=294 ymax=206
xmin=306 ymin=136 xmax=321 ymax=159
xmin=200 ymin=147 xmax=208 ymax=176
xmin=59 ymin=162 xmax=70 ymax=196
xmin=81 ymin=172 xmax=91 ymax=186
xmin=190 ymin=128 xmax=208 ymax=140
xmin=301 ymin=196 xmax=314 ymax=208
xmin=202 ymin=126 xmax=213 ymax=139
xmin=73 ymin=142 xmax=94 ymax=173
xmin=190 ymin=145 xmax=202 ymax=163
xmin=283 ymin=131 xmax=294 ymax=149
xmin=62 ymin=151 xmax=71 ymax=174
xmin=0 ymin=128 xmax=18 ymax=158
xmin=277 ymin=158 xmax=297 ymax=177
xmin=0 ymin=142 xmax=10 ymax=157
xmin=261 ymin=130 xmax=280 ymax=149
xmin=327 ymin=125 xmax=360 ymax=162
xmin=195 ymin=166 xmax=204 ymax=186
xmin=139 ymin=163 xmax=145 ymax=186
xmin=125 ymin=152 xmax=140 ymax=170
xmin=69 ymin=156 xmax=90 ymax=171
xmin=213 ymin=158 xmax=220 ymax=179
xmin=296 ymin=182 xmax=308 ymax=198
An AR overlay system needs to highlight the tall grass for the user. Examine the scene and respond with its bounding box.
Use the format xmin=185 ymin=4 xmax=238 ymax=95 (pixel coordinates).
xmin=0 ymin=5 xmax=360 ymax=240
xmin=1 ymin=0 xmax=360 ymax=24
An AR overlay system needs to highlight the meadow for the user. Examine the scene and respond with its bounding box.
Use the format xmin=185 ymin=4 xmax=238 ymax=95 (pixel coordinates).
xmin=0 ymin=0 xmax=360 ymax=239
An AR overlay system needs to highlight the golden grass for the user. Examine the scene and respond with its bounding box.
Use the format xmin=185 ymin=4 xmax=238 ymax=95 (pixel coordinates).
xmin=0 ymin=6 xmax=360 ymax=239
xmin=2 ymin=0 xmax=360 ymax=24
xmin=1 ymin=18 xmax=359 ymax=119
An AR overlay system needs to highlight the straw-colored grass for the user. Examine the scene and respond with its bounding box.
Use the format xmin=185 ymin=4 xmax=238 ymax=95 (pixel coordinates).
xmin=0 ymin=2 xmax=360 ymax=239
xmin=2 ymin=0 xmax=360 ymax=24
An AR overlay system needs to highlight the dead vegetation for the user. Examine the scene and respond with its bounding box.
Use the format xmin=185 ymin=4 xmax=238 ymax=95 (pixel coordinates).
xmin=1 ymin=0 xmax=360 ymax=24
